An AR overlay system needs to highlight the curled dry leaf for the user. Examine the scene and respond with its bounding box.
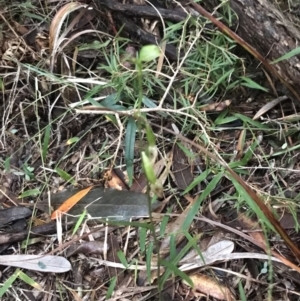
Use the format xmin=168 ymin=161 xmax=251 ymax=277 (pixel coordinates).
xmin=200 ymin=99 xmax=232 ymax=112
xmin=185 ymin=274 xmax=235 ymax=301
xmin=65 ymin=241 xmax=108 ymax=257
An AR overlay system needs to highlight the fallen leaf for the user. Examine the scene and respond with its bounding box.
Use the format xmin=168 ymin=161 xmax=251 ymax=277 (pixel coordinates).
xmin=186 ymin=273 xmax=234 ymax=301
xmin=104 ymin=169 xmax=127 ymax=190
xmin=0 ymin=255 xmax=71 ymax=273
xmin=200 ymin=99 xmax=231 ymax=112
xmin=41 ymin=187 xmax=159 ymax=221
xmin=172 ymin=144 xmax=193 ymax=190
xmin=51 ymin=186 xmax=93 ymax=220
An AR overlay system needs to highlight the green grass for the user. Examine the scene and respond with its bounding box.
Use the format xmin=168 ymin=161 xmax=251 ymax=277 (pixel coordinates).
xmin=1 ymin=0 xmax=300 ymax=299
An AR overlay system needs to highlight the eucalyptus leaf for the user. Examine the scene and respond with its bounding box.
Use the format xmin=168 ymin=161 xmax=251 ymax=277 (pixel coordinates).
xmin=0 ymin=255 xmax=71 ymax=273
xmin=40 ymin=187 xmax=158 ymax=221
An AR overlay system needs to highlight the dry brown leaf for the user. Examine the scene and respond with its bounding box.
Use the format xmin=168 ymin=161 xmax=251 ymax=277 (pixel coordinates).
xmin=200 ymin=100 xmax=231 ymax=112
xmin=186 ymin=274 xmax=234 ymax=301
xmin=104 ymin=169 xmax=127 ymax=190
xmin=172 ymin=144 xmax=193 ymax=190
xmin=236 ymin=129 xmax=246 ymax=160
xmin=253 ymin=96 xmax=288 ymax=120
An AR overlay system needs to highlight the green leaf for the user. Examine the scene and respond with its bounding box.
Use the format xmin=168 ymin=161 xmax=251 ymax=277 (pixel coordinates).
xmin=141 ymin=151 xmax=156 ymax=184
xmin=106 ymin=276 xmax=117 ymax=299
xmin=271 ymin=47 xmax=300 ymax=64
xmin=18 ymin=270 xmax=42 ymax=290
xmin=125 ymin=117 xmax=137 ymax=186
xmin=67 ymin=137 xmax=80 ymax=145
xmin=240 ymin=76 xmax=268 ymax=92
xmin=146 ymin=241 xmax=154 ymax=284
xmin=139 ymin=227 xmax=147 ymax=253
xmin=160 ymin=259 xmax=193 ymax=287
xmin=55 ymin=168 xmax=76 ymax=185
xmin=72 ymin=209 xmax=87 ymax=236
xmin=0 ymin=270 xmax=19 ymax=297
xmin=182 ymin=172 xmax=223 ymax=231
xmin=139 ymin=45 xmax=161 ymax=62
xmin=19 ymin=189 xmax=40 ymax=198
xmin=239 ymin=281 xmax=247 ymax=301
xmin=145 ymin=123 xmax=156 ymax=147
xmin=42 ymin=125 xmax=51 ymax=161
xmin=117 ymin=250 xmax=128 ymax=268
xmin=182 ymin=169 xmax=211 ymax=194
xmin=142 ymin=96 xmax=157 ymax=108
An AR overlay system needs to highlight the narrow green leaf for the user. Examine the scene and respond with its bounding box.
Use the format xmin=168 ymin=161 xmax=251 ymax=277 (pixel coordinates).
xmin=142 ymin=96 xmax=157 ymax=108
xmin=146 ymin=241 xmax=154 ymax=284
xmin=117 ymin=250 xmax=128 ymax=268
xmin=18 ymin=271 xmax=42 ymax=290
xmin=72 ymin=209 xmax=87 ymax=236
xmin=106 ymin=276 xmax=117 ymax=299
xmin=230 ymin=176 xmax=275 ymax=232
xmin=160 ymin=211 xmax=171 ymax=236
xmin=4 ymin=157 xmax=10 ymax=172
xmin=240 ymin=76 xmax=268 ymax=92
xmin=145 ymin=123 xmax=156 ymax=147
xmin=55 ymin=168 xmax=76 ymax=184
xmin=19 ymin=189 xmax=40 ymax=198
xmin=139 ymin=227 xmax=147 ymax=253
xmin=125 ymin=117 xmax=137 ymax=186
xmin=233 ymin=113 xmax=269 ymax=130
xmin=0 ymin=270 xmax=20 ymax=297
xmin=67 ymin=137 xmax=80 ymax=145
xmin=160 ymin=259 xmax=193 ymax=287
xmin=239 ymin=281 xmax=247 ymax=301
xmin=182 ymin=169 xmax=211 ymax=195
xmin=271 ymin=47 xmax=300 ymax=64
xmin=42 ymin=125 xmax=51 ymax=161
xmin=182 ymin=172 xmax=223 ymax=231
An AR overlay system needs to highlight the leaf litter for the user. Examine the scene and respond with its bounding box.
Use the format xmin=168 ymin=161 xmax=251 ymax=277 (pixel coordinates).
xmin=1 ymin=0 xmax=300 ymax=299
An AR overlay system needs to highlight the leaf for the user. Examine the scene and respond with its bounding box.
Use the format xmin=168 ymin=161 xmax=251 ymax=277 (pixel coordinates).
xmin=271 ymin=46 xmax=300 ymax=64
xmin=51 ymin=186 xmax=93 ymax=220
xmin=55 ymin=168 xmax=76 ymax=184
xmin=139 ymin=45 xmax=161 ymax=62
xmin=18 ymin=270 xmax=42 ymax=290
xmin=172 ymin=144 xmax=193 ymax=190
xmin=19 ymin=189 xmax=40 ymax=198
xmin=186 ymin=273 xmax=234 ymax=300
xmin=42 ymin=125 xmax=51 ymax=161
xmin=42 ymin=187 xmax=159 ymax=221
xmin=125 ymin=117 xmax=137 ymax=186
xmin=0 ymin=255 xmax=71 ymax=273
xmin=0 ymin=270 xmax=19 ymax=297
xmin=141 ymin=151 xmax=156 ymax=185
xmin=49 ymin=2 xmax=88 ymax=52
xmin=240 ymin=76 xmax=268 ymax=92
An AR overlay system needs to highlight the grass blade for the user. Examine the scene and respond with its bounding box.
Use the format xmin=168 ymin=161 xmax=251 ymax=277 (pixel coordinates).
xmin=125 ymin=117 xmax=137 ymax=186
